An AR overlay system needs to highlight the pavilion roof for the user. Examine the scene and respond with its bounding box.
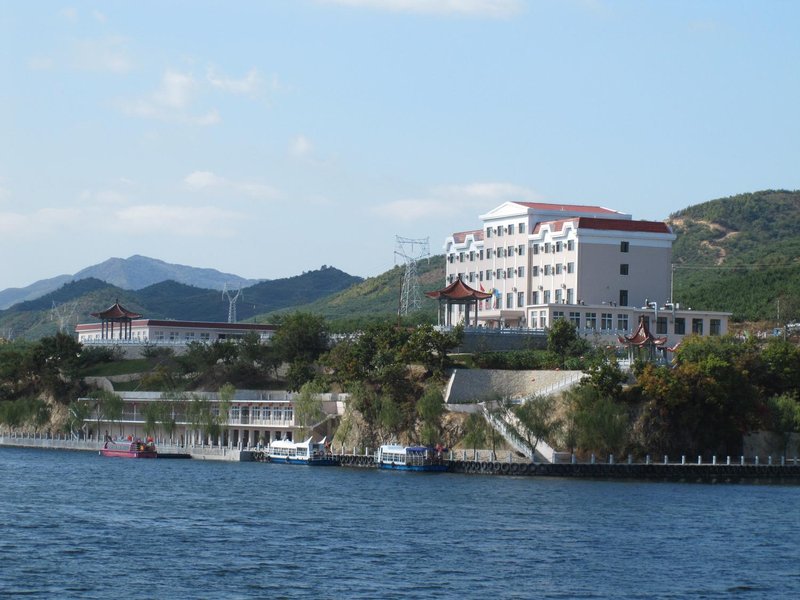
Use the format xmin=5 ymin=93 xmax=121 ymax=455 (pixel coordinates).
xmin=425 ymin=279 xmax=493 ymax=301
xmin=618 ymin=316 xmax=668 ymax=347
xmin=90 ymin=300 xmax=143 ymax=321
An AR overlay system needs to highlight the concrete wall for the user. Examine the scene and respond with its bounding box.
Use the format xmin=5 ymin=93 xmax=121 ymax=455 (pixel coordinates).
xmin=445 ymin=369 xmax=583 ymax=404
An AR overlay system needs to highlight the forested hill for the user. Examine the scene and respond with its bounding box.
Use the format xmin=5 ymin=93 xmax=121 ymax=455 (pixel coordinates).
xmin=0 ymin=267 xmax=362 ymax=340
xmin=669 ymin=189 xmax=800 ymax=322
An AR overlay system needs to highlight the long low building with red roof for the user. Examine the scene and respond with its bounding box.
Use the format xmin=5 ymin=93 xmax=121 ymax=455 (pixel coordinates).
xmin=442 ymin=200 xmax=729 ymax=345
xmin=76 ymin=301 xmax=276 ymax=346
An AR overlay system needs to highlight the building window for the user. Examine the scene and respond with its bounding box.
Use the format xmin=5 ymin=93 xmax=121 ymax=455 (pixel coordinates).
xmin=479 ymin=250 xmax=484 ymax=260
xmin=567 ymin=262 xmax=574 ymax=274
xmin=710 ymin=319 xmax=721 ymax=335
xmin=448 ymin=254 xmax=454 ymax=264
xmin=497 ymin=226 xmax=503 ymax=237
xmin=518 ymin=222 xmax=526 ymax=234
xmin=507 ymin=267 xmax=514 ymax=278
xmin=656 ymin=316 xmax=668 ymax=334
xmin=506 ymin=292 xmax=513 ymax=308
xmin=518 ymin=244 xmax=525 ymax=256
xmin=601 ymin=313 xmax=613 ymax=330
xmin=486 ymin=228 xmax=492 ymax=238
xmin=496 ymin=269 xmax=503 ymax=279
xmin=553 ymin=311 xmax=565 ymax=321
xmin=567 ymin=288 xmax=574 ymax=304
xmin=543 ymin=290 xmax=551 ymax=304
xmin=544 ymin=242 xmax=551 ymax=253
xmin=619 ymin=290 xmax=628 ymax=306
xmin=531 ymin=291 xmax=539 ymax=305
xmin=674 ymin=318 xmax=685 ymax=335
xmin=518 ymin=266 xmax=525 ymax=278
xmin=585 ymin=313 xmax=597 ymax=329
xmin=533 ymin=266 xmax=539 ymax=277
xmin=554 ymin=288 xmax=562 ymax=303
xmin=617 ymin=314 xmax=629 ymax=331
xmin=620 ymin=264 xmax=629 ymax=275
xmin=569 ymin=311 xmax=581 ymax=328
xmin=692 ymin=318 xmax=704 ymax=334
xmin=539 ymin=313 xmax=547 ymax=328
xmin=620 ymin=241 xmax=630 ymax=253
xmin=485 ymin=270 xmax=492 ymax=280
xmin=507 ymin=245 xmax=514 ymax=256
xmin=497 ymin=295 xmax=503 ymax=309
xmin=507 ymin=225 xmax=514 ymax=235
xmin=556 ymin=241 xmax=563 ymax=252
xmin=469 ymin=251 xmax=475 ymax=261
xmin=544 ymin=264 xmax=551 ymax=276
xmin=555 ymin=263 xmax=563 ymax=275
xmin=459 ymin=252 xmax=464 ymax=263
xmin=567 ymin=240 xmax=575 ymax=251
xmin=532 ymin=244 xmax=539 ymax=255
xmin=486 ymin=248 xmax=493 ymax=259
xmin=518 ymin=291 xmax=525 ymax=307
xmin=468 ymin=272 xmax=474 ymax=282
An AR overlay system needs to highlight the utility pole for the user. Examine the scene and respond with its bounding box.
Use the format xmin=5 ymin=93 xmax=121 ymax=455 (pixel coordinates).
xmin=222 ymin=284 xmax=242 ymax=324
xmin=394 ymin=236 xmax=430 ymax=317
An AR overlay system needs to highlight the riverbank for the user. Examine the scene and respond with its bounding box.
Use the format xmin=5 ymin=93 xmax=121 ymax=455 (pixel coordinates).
xmin=4 ymin=434 xmax=800 ymax=483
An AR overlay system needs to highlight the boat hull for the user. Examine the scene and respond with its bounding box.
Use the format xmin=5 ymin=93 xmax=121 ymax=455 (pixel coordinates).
xmin=269 ymin=456 xmax=338 ymax=466
xmin=378 ymin=462 xmax=448 ymax=472
xmin=100 ymin=449 xmax=157 ymax=459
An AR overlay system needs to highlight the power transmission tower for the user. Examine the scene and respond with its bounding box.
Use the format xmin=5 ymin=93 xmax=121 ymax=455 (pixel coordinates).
xmin=222 ymin=284 xmax=242 ymax=323
xmin=394 ymin=236 xmax=430 ymax=316
xmin=51 ymin=301 xmax=77 ymax=333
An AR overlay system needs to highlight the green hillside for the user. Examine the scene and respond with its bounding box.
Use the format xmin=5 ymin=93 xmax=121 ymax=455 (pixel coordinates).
xmin=258 ymin=255 xmax=446 ymax=328
xmin=0 ymin=267 xmax=363 ymax=339
xmin=669 ymin=189 xmax=800 ymax=322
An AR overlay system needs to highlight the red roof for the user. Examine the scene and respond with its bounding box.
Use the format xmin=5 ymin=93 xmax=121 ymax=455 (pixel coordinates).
xmin=90 ymin=300 xmax=143 ymax=320
xmin=425 ymin=279 xmax=493 ymax=301
xmin=533 ymin=217 xmax=671 ymax=235
xmin=76 ymin=319 xmax=277 ymax=332
xmin=618 ymin=317 xmax=667 ymax=347
xmin=514 ymin=202 xmax=621 ymax=214
xmin=452 ymin=229 xmax=484 ymax=243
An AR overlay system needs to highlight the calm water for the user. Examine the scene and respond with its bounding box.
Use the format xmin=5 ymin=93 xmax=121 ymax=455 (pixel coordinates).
xmin=1 ymin=448 xmax=799 ymax=599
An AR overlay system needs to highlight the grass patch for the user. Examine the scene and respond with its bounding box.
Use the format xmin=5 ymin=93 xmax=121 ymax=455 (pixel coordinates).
xmin=81 ymin=359 xmax=152 ymax=377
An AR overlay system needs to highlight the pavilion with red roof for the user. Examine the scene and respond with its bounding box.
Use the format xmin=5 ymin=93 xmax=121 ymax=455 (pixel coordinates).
xmin=90 ymin=300 xmax=143 ymax=341
xmin=425 ymin=279 xmax=493 ymax=327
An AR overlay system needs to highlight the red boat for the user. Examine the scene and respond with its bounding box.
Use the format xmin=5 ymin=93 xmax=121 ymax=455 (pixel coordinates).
xmin=100 ymin=438 xmax=157 ymax=459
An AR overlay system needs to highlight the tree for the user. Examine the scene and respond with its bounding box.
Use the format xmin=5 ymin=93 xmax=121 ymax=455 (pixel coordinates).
xmin=416 ymin=385 xmax=445 ymax=446
xmin=767 ymin=393 xmax=800 ymax=456
xmin=548 ymin=318 xmax=580 ymax=366
xmin=511 ymin=394 xmax=561 ymax=458
xmin=462 ymin=413 xmax=487 ymax=460
xmin=566 ymin=385 xmax=629 ymax=457
xmin=272 ymin=312 xmax=329 ymax=365
xmin=89 ymin=390 xmax=124 ymax=437
xmin=294 ymin=381 xmax=325 ymax=440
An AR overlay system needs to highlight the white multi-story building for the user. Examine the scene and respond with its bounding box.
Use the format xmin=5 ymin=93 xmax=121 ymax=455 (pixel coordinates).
xmin=443 ymin=201 xmax=729 ymax=343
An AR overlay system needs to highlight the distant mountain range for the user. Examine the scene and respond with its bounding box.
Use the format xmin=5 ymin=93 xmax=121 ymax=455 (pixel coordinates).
xmin=0 ymin=255 xmax=263 ymax=310
xmin=1 ymin=189 xmax=798 ymax=340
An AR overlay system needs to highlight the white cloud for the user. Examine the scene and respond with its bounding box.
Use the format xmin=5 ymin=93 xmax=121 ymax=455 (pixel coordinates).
xmin=153 ymin=70 xmax=195 ymax=109
xmin=71 ymin=37 xmax=133 ymax=73
xmin=289 ymin=135 xmax=314 ymax=158
xmin=184 ymin=171 xmax=281 ymax=200
xmin=434 ymin=182 xmax=541 ymax=202
xmin=207 ymin=67 xmax=262 ymax=95
xmin=0 ymin=207 xmax=83 ymax=236
xmin=372 ymin=182 xmax=541 ymax=222
xmin=320 ymin=0 xmax=523 ymax=18
xmin=28 ymin=56 xmax=55 ymax=70
xmin=92 ymin=10 xmax=107 ymax=23
xmin=119 ymin=70 xmax=220 ymax=125
xmin=185 ymin=171 xmax=225 ymax=189
xmin=113 ymin=204 xmax=243 ymax=236
xmin=60 ymin=7 xmax=78 ymax=22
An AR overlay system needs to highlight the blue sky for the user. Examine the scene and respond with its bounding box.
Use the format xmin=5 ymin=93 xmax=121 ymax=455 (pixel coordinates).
xmin=1 ymin=0 xmax=798 ymax=289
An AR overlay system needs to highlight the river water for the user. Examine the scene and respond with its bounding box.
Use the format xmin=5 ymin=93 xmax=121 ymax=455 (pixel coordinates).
xmin=1 ymin=447 xmax=798 ymax=599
